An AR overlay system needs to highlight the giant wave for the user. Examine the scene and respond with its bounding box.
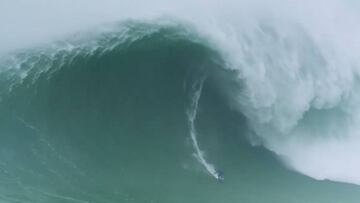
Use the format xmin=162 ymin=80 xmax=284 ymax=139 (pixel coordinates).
xmin=1 ymin=0 xmax=360 ymax=202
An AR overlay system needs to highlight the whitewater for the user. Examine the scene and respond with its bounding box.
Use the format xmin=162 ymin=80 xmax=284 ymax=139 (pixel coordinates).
xmin=1 ymin=0 xmax=360 ymax=202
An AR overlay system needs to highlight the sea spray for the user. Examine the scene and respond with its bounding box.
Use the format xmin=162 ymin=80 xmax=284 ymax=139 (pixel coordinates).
xmin=186 ymin=74 xmax=222 ymax=181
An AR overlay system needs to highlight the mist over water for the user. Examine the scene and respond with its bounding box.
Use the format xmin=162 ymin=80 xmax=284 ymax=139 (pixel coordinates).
xmin=1 ymin=0 xmax=360 ymax=202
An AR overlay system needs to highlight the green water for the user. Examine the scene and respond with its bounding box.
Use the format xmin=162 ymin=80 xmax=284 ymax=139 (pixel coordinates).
xmin=0 ymin=23 xmax=359 ymax=203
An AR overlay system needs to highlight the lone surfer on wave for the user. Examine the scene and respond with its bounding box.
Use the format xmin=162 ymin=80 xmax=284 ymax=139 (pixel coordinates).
xmin=215 ymin=169 xmax=224 ymax=182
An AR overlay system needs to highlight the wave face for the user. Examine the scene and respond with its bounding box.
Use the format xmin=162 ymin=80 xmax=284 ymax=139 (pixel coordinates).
xmin=0 ymin=23 xmax=221 ymax=202
xmin=2 ymin=1 xmax=360 ymax=202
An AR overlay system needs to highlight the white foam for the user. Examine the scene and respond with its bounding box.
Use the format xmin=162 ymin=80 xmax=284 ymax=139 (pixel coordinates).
xmin=196 ymin=0 xmax=360 ymax=186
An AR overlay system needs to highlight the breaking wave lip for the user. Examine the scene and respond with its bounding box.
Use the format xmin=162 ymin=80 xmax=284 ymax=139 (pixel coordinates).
xmin=2 ymin=0 xmax=360 ymax=187
xmin=0 ymin=20 xmax=202 ymax=94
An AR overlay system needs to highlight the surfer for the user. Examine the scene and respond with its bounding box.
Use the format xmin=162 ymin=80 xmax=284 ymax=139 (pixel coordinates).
xmin=215 ymin=169 xmax=224 ymax=182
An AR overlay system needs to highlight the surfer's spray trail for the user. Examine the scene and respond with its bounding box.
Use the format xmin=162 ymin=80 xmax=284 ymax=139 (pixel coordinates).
xmin=187 ymin=75 xmax=220 ymax=180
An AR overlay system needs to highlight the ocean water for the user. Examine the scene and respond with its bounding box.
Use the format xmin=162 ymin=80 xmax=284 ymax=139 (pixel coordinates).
xmin=1 ymin=1 xmax=360 ymax=202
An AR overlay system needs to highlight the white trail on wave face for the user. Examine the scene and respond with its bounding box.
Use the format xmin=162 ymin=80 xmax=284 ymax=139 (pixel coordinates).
xmin=187 ymin=77 xmax=220 ymax=180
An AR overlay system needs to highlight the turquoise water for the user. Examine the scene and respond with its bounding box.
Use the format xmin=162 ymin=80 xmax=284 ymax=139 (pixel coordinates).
xmin=0 ymin=22 xmax=360 ymax=203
